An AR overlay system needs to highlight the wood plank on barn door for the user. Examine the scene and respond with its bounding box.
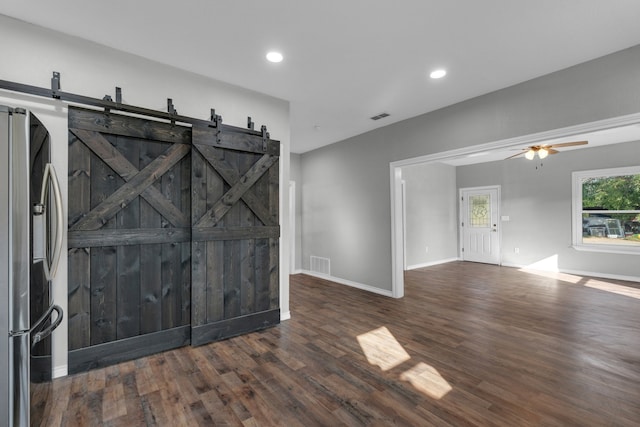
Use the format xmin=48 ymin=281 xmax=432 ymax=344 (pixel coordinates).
xmin=205 ymin=150 xmax=225 ymax=324
xmin=223 ymin=148 xmax=241 ymax=320
xmin=190 ymin=124 xmax=281 ymax=346
xmin=88 ymin=135 xmax=118 ymax=346
xmin=162 ymin=149 xmax=184 ymax=330
xmin=67 ymin=107 xmax=191 ymax=373
xmin=115 ymin=134 xmax=141 ymax=340
xmin=139 ymin=139 xmax=165 ymax=335
xmin=240 ymin=151 xmax=259 ymax=316
xmin=67 ymin=130 xmax=91 ymax=350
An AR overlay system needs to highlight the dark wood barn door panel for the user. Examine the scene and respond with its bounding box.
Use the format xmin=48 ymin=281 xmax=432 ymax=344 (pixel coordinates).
xmin=67 ymin=107 xmax=191 ymax=373
xmin=29 ymin=114 xmax=54 ymax=382
xmin=191 ymin=124 xmax=280 ymax=346
xmin=67 ymin=107 xmax=280 ymax=372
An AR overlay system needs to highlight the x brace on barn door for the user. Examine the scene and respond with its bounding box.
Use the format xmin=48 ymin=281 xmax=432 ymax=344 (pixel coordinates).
xmin=193 ymin=146 xmax=278 ymax=228
xmin=190 ymin=148 xmax=279 ymax=243
xmin=69 ymin=129 xmax=190 ymax=226
xmin=69 ymin=131 xmax=190 ymax=231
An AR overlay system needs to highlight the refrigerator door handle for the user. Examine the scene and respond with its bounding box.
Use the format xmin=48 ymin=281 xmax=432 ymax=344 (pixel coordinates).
xmin=35 ymin=163 xmax=64 ymax=281
xmin=30 ymin=304 xmax=63 ymax=350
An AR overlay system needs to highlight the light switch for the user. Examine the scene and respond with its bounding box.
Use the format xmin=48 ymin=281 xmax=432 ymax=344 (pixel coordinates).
xmin=501 ymin=215 xmax=510 ymax=221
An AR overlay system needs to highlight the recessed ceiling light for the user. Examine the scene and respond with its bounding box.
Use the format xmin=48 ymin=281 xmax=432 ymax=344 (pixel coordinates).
xmin=430 ymin=69 xmax=447 ymax=79
xmin=266 ymin=51 xmax=283 ymax=63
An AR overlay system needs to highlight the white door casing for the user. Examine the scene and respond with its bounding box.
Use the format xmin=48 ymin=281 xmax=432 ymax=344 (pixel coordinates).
xmin=289 ymin=181 xmax=296 ymax=274
xmin=460 ymin=186 xmax=501 ymax=264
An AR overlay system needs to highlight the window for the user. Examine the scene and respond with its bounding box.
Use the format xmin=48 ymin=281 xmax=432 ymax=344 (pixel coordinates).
xmin=469 ymin=194 xmax=490 ymax=227
xmin=572 ymin=166 xmax=640 ymax=254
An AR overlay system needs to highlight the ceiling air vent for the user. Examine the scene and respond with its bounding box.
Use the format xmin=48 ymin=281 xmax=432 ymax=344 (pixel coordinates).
xmin=370 ymin=112 xmax=390 ymax=121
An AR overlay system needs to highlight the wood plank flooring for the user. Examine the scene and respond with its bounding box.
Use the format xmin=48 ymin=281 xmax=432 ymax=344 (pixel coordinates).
xmin=40 ymin=262 xmax=640 ymax=426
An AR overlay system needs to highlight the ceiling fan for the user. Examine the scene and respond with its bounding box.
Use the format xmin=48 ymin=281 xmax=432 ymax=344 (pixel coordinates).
xmin=506 ymin=141 xmax=588 ymax=160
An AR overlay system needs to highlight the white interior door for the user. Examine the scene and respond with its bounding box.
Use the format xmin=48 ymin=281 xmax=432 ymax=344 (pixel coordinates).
xmin=460 ymin=186 xmax=500 ymax=264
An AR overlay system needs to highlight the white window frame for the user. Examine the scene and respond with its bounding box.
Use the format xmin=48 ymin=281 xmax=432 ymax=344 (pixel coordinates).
xmin=572 ymin=166 xmax=640 ymax=255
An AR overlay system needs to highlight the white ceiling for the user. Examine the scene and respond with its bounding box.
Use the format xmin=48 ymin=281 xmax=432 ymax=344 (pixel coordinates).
xmin=2 ymin=1 xmax=640 ymax=153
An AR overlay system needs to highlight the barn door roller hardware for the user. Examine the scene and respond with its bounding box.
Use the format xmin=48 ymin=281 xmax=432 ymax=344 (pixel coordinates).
xmin=209 ymin=108 xmax=223 ymax=144
xmin=0 ymin=72 xmax=277 ymax=143
xmin=1 ymin=71 xmax=200 ymax=124
xmin=50 ymin=71 xmax=61 ymax=99
xmin=209 ymin=108 xmax=223 ymax=128
xmin=167 ymin=98 xmax=178 ymax=125
xmin=252 ymin=118 xmax=272 ymax=153
xmin=102 ymin=87 xmax=123 ymax=113
xmin=102 ymin=87 xmax=123 ymax=103
xmin=167 ymin=98 xmax=177 ymax=115
xmin=261 ymin=125 xmax=270 ymax=152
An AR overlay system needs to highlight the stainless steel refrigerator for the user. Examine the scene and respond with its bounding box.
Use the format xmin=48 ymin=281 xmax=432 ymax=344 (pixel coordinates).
xmin=1 ymin=106 xmax=64 ymax=427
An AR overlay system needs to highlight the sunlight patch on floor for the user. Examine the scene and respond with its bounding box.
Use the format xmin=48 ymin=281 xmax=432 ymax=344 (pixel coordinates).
xmin=400 ymin=362 xmax=453 ymax=399
xmin=357 ymin=326 xmax=410 ymax=371
xmin=518 ymin=261 xmax=640 ymax=299
xmin=584 ymin=278 xmax=640 ymax=299
xmin=519 ymin=267 xmax=583 ymax=284
xmin=357 ymin=326 xmax=453 ymax=399
xmin=519 ymin=255 xmax=585 ymax=284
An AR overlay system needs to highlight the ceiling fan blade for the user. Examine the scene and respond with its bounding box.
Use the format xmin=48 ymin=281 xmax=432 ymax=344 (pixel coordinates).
xmin=547 ymin=148 xmax=559 ymax=154
xmin=548 ymin=140 xmax=588 ymax=148
xmin=505 ymin=151 xmax=525 ymax=160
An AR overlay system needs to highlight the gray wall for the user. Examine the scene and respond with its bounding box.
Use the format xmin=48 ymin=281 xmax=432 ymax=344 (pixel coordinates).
xmin=457 ymin=140 xmax=640 ymax=277
xmin=402 ymin=162 xmax=457 ymax=268
xmin=300 ymin=44 xmax=640 ymax=291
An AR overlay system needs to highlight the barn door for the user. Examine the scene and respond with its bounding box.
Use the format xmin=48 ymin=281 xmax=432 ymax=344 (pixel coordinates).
xmin=190 ymin=123 xmax=280 ymax=346
xmin=67 ymin=107 xmax=192 ymax=373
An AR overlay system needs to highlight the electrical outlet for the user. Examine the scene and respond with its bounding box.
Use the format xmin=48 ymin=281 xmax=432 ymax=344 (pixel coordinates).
xmin=514 ymin=248 xmax=520 ymax=254
xmin=425 ymin=246 xmax=429 ymax=253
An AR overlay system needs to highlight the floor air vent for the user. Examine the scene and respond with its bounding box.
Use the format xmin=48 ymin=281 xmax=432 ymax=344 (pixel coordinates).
xmin=310 ymin=256 xmax=331 ymax=276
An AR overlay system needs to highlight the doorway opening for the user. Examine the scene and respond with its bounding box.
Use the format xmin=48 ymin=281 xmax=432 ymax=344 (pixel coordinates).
xmin=389 ymin=111 xmax=640 ymax=299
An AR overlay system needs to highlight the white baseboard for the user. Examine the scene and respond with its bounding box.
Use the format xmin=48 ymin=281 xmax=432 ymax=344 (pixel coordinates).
xmin=556 ymin=268 xmax=639 ymax=283
xmin=53 ymin=365 xmax=68 ymax=379
xmin=300 ymin=270 xmax=394 ymax=297
xmin=501 ymin=262 xmax=640 ymax=283
xmin=280 ymin=311 xmax=291 ymax=321
xmin=406 ymin=257 xmax=460 ymax=271
xmin=500 ymin=262 xmax=529 ymax=269
xmin=290 ymin=269 xmax=304 ymax=275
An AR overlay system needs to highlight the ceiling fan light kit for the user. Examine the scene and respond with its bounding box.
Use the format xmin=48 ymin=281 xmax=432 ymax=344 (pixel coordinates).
xmin=525 ymin=149 xmax=536 ymax=160
xmin=538 ymin=148 xmax=549 ymax=159
xmin=506 ymin=141 xmax=588 ymax=160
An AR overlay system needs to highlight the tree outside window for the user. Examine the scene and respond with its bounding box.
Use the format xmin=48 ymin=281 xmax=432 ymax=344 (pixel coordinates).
xmin=573 ymin=167 xmax=640 ymax=254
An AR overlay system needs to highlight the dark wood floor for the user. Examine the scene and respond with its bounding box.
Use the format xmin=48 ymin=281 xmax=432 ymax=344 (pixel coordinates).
xmin=41 ymin=262 xmax=640 ymax=426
